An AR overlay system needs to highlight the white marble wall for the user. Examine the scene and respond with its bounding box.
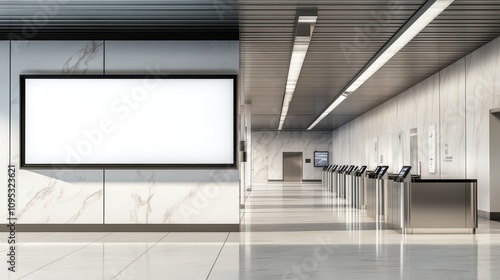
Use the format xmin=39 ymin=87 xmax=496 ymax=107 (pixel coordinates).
xmin=332 ymin=35 xmax=500 ymax=213
xmin=11 ymin=41 xmax=105 ymax=224
xmin=103 ymin=41 xmax=239 ymax=73
xmin=104 ymin=41 xmax=240 ymax=224
xmin=0 ymin=42 xmax=9 ymax=222
xmin=1 ymin=40 xmax=240 ymax=225
xmin=252 ymin=131 xmax=332 ymax=181
xmin=105 ymin=171 xmax=239 ymax=224
xmin=336 ymin=73 xmax=441 ymax=177
xmin=440 ymin=58 xmax=466 ymax=178
xmin=466 ymin=37 xmax=500 ymax=213
xmin=252 ymin=132 xmax=272 ymax=181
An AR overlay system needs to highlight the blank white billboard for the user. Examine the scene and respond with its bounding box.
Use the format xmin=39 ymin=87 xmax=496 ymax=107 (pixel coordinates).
xmin=21 ymin=75 xmax=236 ymax=167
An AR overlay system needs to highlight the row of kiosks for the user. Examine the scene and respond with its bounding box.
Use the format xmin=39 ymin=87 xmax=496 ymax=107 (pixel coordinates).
xmin=322 ymin=164 xmax=478 ymax=234
xmin=322 ymin=165 xmax=366 ymax=205
xmin=322 ymin=165 xmax=337 ymax=190
xmin=386 ymin=166 xmax=477 ymax=234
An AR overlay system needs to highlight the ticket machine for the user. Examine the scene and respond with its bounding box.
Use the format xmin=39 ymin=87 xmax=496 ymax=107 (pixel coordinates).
xmin=367 ymin=166 xmax=389 ymax=221
xmin=353 ymin=165 xmax=367 ymax=208
xmin=345 ymin=166 xmax=358 ymax=206
xmin=326 ymin=165 xmax=337 ymax=192
xmin=338 ymin=165 xmax=354 ymax=198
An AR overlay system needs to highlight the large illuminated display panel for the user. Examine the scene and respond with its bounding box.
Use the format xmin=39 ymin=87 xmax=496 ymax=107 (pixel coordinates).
xmin=21 ymin=75 xmax=236 ymax=168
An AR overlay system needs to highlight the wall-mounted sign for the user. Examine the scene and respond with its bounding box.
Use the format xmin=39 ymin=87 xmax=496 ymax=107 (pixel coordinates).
xmin=21 ymin=75 xmax=237 ymax=168
xmin=314 ymin=151 xmax=329 ymax=167
xmin=444 ymin=156 xmax=454 ymax=163
xmin=429 ymin=124 xmax=436 ymax=173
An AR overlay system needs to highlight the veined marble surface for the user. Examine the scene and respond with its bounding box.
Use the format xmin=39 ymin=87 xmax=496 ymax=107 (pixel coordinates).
xmin=9 ymin=41 xmax=105 ymax=223
xmin=466 ymin=37 xmax=500 ymax=212
xmin=3 ymin=40 xmax=241 ymax=225
xmin=102 ymin=40 xmax=240 ymax=224
xmin=105 ymin=170 xmax=239 ymax=224
xmin=440 ymin=58 xmax=466 ymax=179
xmin=10 ymin=40 xmax=104 ymax=164
xmin=16 ymin=170 xmax=103 ymax=224
xmin=252 ymin=132 xmax=273 ymax=181
xmin=403 ymin=74 xmax=440 ymax=178
xmin=252 ymin=131 xmax=332 ymax=181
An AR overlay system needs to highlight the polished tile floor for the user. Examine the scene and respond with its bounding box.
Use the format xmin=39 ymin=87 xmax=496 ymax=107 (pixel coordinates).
xmin=3 ymin=182 xmax=500 ymax=279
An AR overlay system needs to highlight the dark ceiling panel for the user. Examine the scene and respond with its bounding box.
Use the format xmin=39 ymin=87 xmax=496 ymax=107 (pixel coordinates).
xmin=0 ymin=0 xmax=240 ymax=40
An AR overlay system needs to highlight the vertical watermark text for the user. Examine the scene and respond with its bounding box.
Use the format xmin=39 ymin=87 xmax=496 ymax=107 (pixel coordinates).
xmin=7 ymin=165 xmax=17 ymax=273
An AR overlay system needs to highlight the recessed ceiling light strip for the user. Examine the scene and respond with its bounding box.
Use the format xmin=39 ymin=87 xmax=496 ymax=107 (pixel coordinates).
xmin=278 ymin=12 xmax=317 ymax=130
xmin=307 ymin=0 xmax=454 ymax=130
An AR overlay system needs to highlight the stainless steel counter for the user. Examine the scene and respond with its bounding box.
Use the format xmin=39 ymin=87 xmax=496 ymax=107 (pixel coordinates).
xmin=387 ymin=179 xmax=477 ymax=234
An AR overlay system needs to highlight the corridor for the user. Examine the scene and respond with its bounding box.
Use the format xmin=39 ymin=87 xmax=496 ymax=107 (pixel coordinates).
xmin=2 ymin=182 xmax=500 ymax=280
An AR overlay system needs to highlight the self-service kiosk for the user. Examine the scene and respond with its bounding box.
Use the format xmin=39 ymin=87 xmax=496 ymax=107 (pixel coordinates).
xmin=338 ymin=165 xmax=354 ymax=198
xmin=366 ymin=166 xmax=389 ymax=221
xmin=353 ymin=165 xmax=367 ymax=208
xmin=328 ymin=165 xmax=337 ymax=192
xmin=332 ymin=165 xmax=345 ymax=195
xmin=345 ymin=166 xmax=358 ymax=206
xmin=322 ymin=165 xmax=335 ymax=189
xmin=321 ymin=165 xmax=330 ymax=189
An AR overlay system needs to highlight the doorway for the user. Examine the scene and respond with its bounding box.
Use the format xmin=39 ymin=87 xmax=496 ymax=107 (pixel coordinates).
xmin=410 ymin=128 xmax=418 ymax=175
xmin=490 ymin=110 xmax=500 ymax=215
xmin=283 ymin=152 xmax=303 ymax=182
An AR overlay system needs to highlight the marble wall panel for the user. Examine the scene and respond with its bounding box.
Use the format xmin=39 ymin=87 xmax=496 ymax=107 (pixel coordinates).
xmin=105 ymin=170 xmax=239 ymax=224
xmin=440 ymin=58 xmax=466 ymax=179
xmin=332 ymin=35 xmax=500 ymax=212
xmin=104 ymin=41 xmax=240 ymax=224
xmin=466 ymin=37 xmax=500 ymax=212
xmin=252 ymin=131 xmax=332 ymax=180
xmin=11 ymin=41 xmax=104 ymax=223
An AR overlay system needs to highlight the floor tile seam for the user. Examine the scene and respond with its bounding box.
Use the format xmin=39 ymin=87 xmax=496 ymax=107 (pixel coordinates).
xmin=239 ymin=211 xmax=246 ymax=224
xmin=205 ymin=232 xmax=231 ymax=280
xmin=0 ymin=232 xmax=55 ymax=253
xmin=110 ymin=232 xmax=170 ymax=280
xmin=17 ymin=231 xmax=115 ymax=279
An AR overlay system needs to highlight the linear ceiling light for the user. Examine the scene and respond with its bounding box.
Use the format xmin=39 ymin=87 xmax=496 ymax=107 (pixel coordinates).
xmin=278 ymin=12 xmax=317 ymax=130
xmin=307 ymin=0 xmax=454 ymax=130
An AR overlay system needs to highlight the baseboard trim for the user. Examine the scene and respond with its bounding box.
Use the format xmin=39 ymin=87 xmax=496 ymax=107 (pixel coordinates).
xmin=267 ymin=179 xmax=321 ymax=182
xmin=478 ymin=210 xmax=488 ymax=219
xmin=478 ymin=210 xmax=500 ymax=221
xmin=0 ymin=224 xmax=240 ymax=232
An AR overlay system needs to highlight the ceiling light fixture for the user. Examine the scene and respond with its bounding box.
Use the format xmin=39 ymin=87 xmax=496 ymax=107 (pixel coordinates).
xmin=307 ymin=0 xmax=454 ymax=130
xmin=278 ymin=11 xmax=317 ymax=130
